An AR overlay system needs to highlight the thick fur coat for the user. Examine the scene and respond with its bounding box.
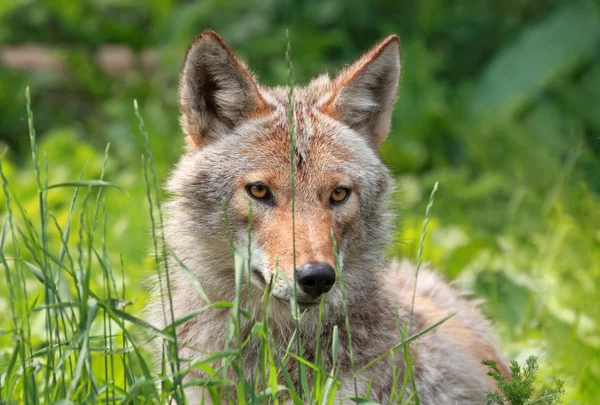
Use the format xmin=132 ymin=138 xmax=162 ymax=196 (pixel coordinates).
xmin=147 ymin=30 xmax=508 ymax=404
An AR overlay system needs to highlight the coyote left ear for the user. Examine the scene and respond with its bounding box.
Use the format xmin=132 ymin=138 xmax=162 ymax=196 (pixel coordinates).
xmin=321 ymin=35 xmax=401 ymax=149
xmin=179 ymin=30 xmax=272 ymax=148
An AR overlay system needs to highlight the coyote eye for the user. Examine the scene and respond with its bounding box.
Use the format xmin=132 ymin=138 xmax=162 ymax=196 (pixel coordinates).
xmin=247 ymin=184 xmax=271 ymax=201
xmin=330 ymin=187 xmax=350 ymax=205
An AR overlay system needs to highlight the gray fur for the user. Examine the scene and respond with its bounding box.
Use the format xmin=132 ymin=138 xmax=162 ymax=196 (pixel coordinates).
xmin=146 ymin=31 xmax=506 ymax=404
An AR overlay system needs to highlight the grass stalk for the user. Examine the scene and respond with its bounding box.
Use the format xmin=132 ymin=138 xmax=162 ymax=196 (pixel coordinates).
xmin=330 ymin=229 xmax=359 ymax=402
xmin=285 ymin=28 xmax=306 ymax=402
xmin=135 ymin=100 xmax=184 ymax=403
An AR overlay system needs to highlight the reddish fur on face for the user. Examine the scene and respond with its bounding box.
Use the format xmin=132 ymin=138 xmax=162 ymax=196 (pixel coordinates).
xmin=257 ymin=207 xmax=338 ymax=276
xmin=230 ymin=123 xmax=359 ymax=277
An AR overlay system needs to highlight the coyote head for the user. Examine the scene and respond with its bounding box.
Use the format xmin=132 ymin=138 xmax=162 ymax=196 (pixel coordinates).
xmin=166 ymin=30 xmax=400 ymax=309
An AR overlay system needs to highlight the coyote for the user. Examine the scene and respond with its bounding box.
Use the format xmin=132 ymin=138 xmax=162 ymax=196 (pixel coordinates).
xmin=148 ymin=30 xmax=508 ymax=404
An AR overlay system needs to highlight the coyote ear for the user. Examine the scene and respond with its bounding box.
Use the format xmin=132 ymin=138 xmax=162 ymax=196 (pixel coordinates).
xmin=179 ymin=30 xmax=272 ymax=148
xmin=321 ymin=35 xmax=401 ymax=149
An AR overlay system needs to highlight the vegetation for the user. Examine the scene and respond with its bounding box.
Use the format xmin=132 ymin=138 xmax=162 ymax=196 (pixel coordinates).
xmin=1 ymin=0 xmax=599 ymax=403
xmin=483 ymin=357 xmax=565 ymax=405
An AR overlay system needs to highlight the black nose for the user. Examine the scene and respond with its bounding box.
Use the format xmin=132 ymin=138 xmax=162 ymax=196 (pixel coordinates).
xmin=296 ymin=262 xmax=336 ymax=298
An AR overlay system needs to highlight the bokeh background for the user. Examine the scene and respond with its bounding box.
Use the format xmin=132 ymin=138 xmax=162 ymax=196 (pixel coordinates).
xmin=1 ymin=0 xmax=599 ymax=403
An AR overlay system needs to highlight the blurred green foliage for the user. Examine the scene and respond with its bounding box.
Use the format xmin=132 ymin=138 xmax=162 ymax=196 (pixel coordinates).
xmin=1 ymin=0 xmax=599 ymax=403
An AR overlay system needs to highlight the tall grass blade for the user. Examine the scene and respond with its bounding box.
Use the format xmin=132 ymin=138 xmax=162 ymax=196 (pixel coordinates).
xmin=135 ymin=99 xmax=184 ymax=402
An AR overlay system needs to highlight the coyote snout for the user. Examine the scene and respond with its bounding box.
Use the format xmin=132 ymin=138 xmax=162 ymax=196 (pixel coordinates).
xmin=245 ymin=198 xmax=344 ymax=304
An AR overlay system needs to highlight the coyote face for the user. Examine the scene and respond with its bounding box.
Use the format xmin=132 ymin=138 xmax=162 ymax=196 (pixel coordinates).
xmin=166 ymin=30 xmax=399 ymax=308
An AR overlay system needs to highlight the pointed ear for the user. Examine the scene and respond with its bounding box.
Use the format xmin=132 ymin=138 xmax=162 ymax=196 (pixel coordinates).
xmin=320 ymin=35 xmax=401 ymax=149
xmin=179 ymin=30 xmax=272 ymax=148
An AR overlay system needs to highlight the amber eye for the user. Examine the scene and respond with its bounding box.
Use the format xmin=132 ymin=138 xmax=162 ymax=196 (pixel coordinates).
xmin=247 ymin=184 xmax=270 ymax=200
xmin=330 ymin=187 xmax=350 ymax=205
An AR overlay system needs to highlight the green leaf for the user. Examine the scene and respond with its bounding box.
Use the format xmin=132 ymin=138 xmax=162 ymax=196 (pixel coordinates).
xmin=46 ymin=180 xmax=128 ymax=195
xmin=472 ymin=1 xmax=600 ymax=119
xmin=345 ymin=398 xmax=382 ymax=404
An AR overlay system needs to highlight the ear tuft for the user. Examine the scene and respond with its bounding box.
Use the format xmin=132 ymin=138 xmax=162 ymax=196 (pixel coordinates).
xmin=321 ymin=35 xmax=401 ymax=149
xmin=179 ymin=30 xmax=271 ymax=148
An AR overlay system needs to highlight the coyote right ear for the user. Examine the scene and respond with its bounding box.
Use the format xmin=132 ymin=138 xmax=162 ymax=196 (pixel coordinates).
xmin=179 ymin=30 xmax=272 ymax=148
xmin=320 ymin=35 xmax=401 ymax=150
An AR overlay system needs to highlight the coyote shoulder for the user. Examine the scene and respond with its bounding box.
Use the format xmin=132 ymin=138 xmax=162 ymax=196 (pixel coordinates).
xmin=147 ymin=30 xmax=508 ymax=404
